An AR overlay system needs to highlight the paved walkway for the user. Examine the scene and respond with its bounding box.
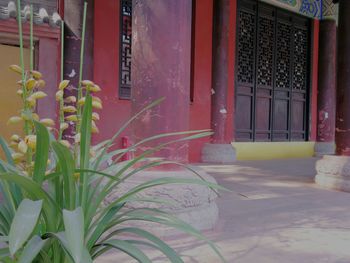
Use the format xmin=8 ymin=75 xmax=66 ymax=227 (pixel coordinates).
xmin=98 ymin=158 xmax=350 ymax=263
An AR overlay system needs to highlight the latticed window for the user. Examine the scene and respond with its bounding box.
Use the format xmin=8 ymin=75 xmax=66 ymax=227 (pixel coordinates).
xmin=119 ymin=0 xmax=132 ymax=99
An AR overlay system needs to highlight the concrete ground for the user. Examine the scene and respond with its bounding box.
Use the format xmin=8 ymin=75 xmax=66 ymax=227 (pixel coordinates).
xmin=98 ymin=158 xmax=350 ymax=263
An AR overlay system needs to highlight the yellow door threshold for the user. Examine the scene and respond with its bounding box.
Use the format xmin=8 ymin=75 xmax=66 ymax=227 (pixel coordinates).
xmin=232 ymin=141 xmax=315 ymax=160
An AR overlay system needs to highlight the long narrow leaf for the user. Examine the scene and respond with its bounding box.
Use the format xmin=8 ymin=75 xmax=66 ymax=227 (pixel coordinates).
xmin=63 ymin=207 xmax=85 ymax=263
xmin=33 ymin=121 xmax=50 ymax=184
xmin=18 ymin=235 xmax=48 ymax=263
xmin=9 ymin=199 xmax=42 ymax=255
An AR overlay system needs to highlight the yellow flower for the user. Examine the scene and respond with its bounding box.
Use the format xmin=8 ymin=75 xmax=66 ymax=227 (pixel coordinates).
xmin=55 ymin=90 xmax=63 ymax=101
xmin=9 ymin=141 xmax=18 ymax=148
xmin=7 ymin=116 xmax=22 ymax=124
xmin=25 ymin=78 xmax=37 ymax=90
xmin=89 ymin=84 xmax=101 ymax=92
xmin=24 ymin=135 xmax=37 ymax=149
xmin=81 ymin=80 xmax=94 ymax=87
xmin=18 ymin=140 xmax=28 ymax=154
xmin=59 ymin=140 xmax=71 ymax=148
xmin=30 ymin=91 xmax=47 ymax=100
xmin=9 ymin=65 xmax=22 ymax=74
xmin=30 ymin=70 xmax=42 ymax=80
xmin=63 ymin=106 xmax=77 ymax=113
xmin=92 ymin=112 xmax=100 ymax=121
xmin=64 ymin=96 xmax=76 ymax=103
xmin=59 ymin=80 xmax=70 ymax=90
xmin=40 ymin=118 xmax=55 ymax=127
xmin=91 ymin=121 xmax=99 ymax=133
xmin=10 ymin=134 xmax=20 ymax=142
xmin=66 ymin=115 xmax=78 ymax=122
xmin=92 ymin=101 xmax=103 ymax=109
xmin=37 ymin=79 xmax=46 ymax=88
xmin=74 ymin=133 xmax=81 ymax=143
xmin=12 ymin=152 xmax=24 ymax=162
xmin=60 ymin=122 xmax=69 ymax=130
xmin=78 ymin=97 xmax=86 ymax=106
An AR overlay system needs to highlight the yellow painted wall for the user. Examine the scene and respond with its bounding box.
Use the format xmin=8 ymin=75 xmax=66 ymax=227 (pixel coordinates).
xmin=0 ymin=44 xmax=30 ymax=149
xmin=232 ymin=141 xmax=315 ymax=160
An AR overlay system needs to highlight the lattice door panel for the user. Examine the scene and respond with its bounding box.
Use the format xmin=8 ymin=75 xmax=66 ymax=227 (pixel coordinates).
xmin=235 ymin=0 xmax=311 ymax=142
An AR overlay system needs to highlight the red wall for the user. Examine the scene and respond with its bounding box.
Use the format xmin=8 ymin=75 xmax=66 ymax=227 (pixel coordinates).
xmin=93 ymin=0 xmax=131 ymax=146
xmin=189 ymin=0 xmax=214 ymax=162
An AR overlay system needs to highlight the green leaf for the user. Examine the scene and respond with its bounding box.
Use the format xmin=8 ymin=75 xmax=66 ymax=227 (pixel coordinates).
xmin=51 ymin=142 xmax=75 ymax=210
xmin=9 ymin=199 xmax=42 ymax=255
xmin=80 ymin=94 xmax=92 ymax=211
xmin=99 ymin=239 xmax=152 ymax=263
xmin=18 ymin=235 xmax=48 ymax=263
xmin=63 ymin=207 xmax=85 ymax=263
xmin=32 ymin=121 xmax=50 ymax=184
xmin=0 ymin=137 xmax=14 ymax=165
xmin=113 ymin=228 xmax=183 ymax=263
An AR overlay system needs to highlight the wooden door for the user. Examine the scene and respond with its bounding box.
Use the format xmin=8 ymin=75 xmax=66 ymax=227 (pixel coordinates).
xmin=235 ymin=0 xmax=310 ymax=142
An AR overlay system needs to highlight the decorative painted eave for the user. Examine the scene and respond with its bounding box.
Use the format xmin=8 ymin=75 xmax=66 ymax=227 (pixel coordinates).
xmin=0 ymin=1 xmax=61 ymax=27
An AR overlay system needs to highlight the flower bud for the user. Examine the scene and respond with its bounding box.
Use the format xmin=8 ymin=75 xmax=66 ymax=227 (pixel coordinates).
xmin=81 ymin=80 xmax=94 ymax=87
xmin=25 ymin=78 xmax=37 ymax=90
xmin=24 ymin=135 xmax=37 ymax=149
xmin=59 ymin=80 xmax=70 ymax=90
xmin=64 ymin=96 xmax=76 ymax=103
xmin=16 ymin=89 xmax=23 ymax=96
xmin=30 ymin=70 xmax=42 ymax=80
xmin=37 ymin=79 xmax=46 ymax=88
xmin=26 ymin=97 xmax=36 ymax=108
xmin=18 ymin=140 xmax=28 ymax=153
xmin=30 ymin=91 xmax=47 ymax=100
xmin=12 ymin=152 xmax=24 ymax=162
xmin=89 ymin=84 xmax=101 ymax=92
xmin=10 ymin=134 xmax=20 ymax=142
xmin=91 ymin=121 xmax=99 ymax=133
xmin=60 ymin=122 xmax=69 ymax=130
xmin=78 ymin=97 xmax=86 ymax=106
xmin=92 ymin=96 xmax=102 ymax=103
xmin=55 ymin=90 xmax=63 ymax=101
xmin=9 ymin=65 xmax=22 ymax=74
xmin=92 ymin=112 xmax=100 ymax=121
xmin=7 ymin=116 xmax=22 ymax=124
xmin=40 ymin=118 xmax=55 ymax=127
xmin=92 ymin=101 xmax=102 ymax=109
xmin=63 ymin=106 xmax=77 ymax=113
xmin=66 ymin=115 xmax=78 ymax=122
xmin=32 ymin=113 xmax=40 ymax=121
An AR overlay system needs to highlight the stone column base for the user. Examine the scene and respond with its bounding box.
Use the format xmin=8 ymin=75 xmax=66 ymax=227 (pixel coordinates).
xmin=315 ymin=155 xmax=350 ymax=192
xmin=104 ymin=166 xmax=219 ymax=237
xmin=314 ymin=142 xmax=335 ymax=156
xmin=201 ymin=143 xmax=236 ymax=164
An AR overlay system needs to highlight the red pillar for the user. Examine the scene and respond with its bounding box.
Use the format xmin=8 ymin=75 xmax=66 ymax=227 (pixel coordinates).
xmin=315 ymin=19 xmax=336 ymax=155
xmin=336 ymin=0 xmax=350 ymax=156
xmin=211 ymin=0 xmax=229 ymax=144
xmin=131 ymin=0 xmax=191 ymax=163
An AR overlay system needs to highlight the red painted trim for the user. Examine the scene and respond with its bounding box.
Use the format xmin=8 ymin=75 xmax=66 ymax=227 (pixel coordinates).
xmin=226 ymin=0 xmax=237 ymax=143
xmin=311 ymin=19 xmax=319 ymax=141
xmin=0 ymin=20 xmax=60 ymax=39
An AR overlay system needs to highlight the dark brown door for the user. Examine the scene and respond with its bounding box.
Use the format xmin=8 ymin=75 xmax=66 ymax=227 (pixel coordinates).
xmin=235 ymin=0 xmax=311 ymax=142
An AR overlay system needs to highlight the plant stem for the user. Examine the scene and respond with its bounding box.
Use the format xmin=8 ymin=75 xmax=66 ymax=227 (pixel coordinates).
xmin=17 ymin=0 xmax=31 ymax=169
xmin=75 ymin=2 xmax=88 ymax=163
